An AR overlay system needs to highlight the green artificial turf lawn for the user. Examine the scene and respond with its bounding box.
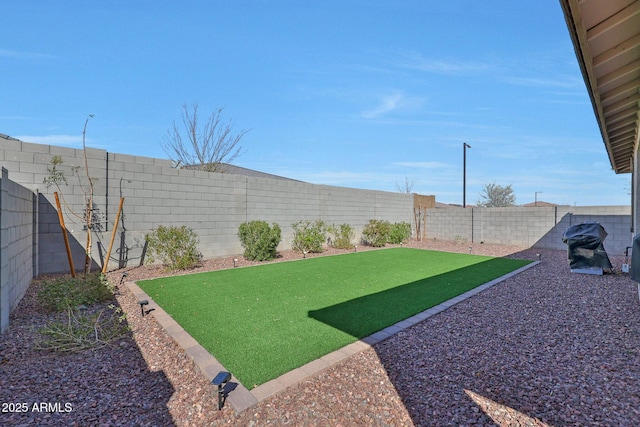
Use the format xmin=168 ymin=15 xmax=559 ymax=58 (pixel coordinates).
xmin=138 ymin=248 xmax=530 ymax=388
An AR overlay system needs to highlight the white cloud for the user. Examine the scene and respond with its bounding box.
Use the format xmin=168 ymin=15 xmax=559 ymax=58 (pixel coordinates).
xmin=393 ymin=161 xmax=448 ymax=169
xmin=290 ymin=170 xmax=381 ymax=184
xmin=267 ymin=167 xmax=405 ymax=190
xmin=396 ymin=51 xmax=582 ymax=93
xmin=0 ymin=49 xmax=54 ymax=60
xmin=398 ymin=52 xmax=491 ymax=75
xmin=0 ymin=115 xmax=30 ymax=120
xmin=15 ymin=134 xmax=83 ymax=146
xmin=503 ymin=75 xmax=582 ymax=89
xmin=361 ymin=91 xmax=425 ymax=119
xmin=361 ymin=92 xmax=404 ymax=119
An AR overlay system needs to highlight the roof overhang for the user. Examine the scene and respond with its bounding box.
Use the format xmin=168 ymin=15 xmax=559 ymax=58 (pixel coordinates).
xmin=560 ymin=0 xmax=640 ymax=174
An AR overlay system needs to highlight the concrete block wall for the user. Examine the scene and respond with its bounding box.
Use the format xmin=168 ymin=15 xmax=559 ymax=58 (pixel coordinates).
xmin=111 ymin=155 xmax=414 ymax=268
xmin=0 ymin=140 xmax=414 ymax=274
xmin=1 ymin=168 xmax=36 ymax=333
xmin=534 ymin=205 xmax=632 ymax=254
xmin=425 ymin=208 xmax=473 ymax=241
xmin=320 ymin=185 xmax=414 ymax=242
xmin=425 ymin=205 xmax=631 ymax=254
xmin=1 ymin=138 xmax=632 ymax=278
xmin=472 ymin=207 xmax=558 ymax=247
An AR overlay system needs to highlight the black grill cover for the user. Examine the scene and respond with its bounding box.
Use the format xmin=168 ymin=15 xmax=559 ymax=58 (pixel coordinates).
xmin=630 ymin=234 xmax=640 ymax=283
xmin=561 ymin=222 xmax=612 ymax=270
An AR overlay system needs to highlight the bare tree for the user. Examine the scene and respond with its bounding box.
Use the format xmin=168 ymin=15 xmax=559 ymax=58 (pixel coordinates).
xmin=44 ymin=114 xmax=99 ymax=276
xmin=163 ymin=103 xmax=249 ymax=172
xmin=477 ymin=182 xmax=516 ymax=207
xmin=395 ymin=176 xmax=415 ymax=193
xmin=80 ymin=115 xmax=97 ymax=274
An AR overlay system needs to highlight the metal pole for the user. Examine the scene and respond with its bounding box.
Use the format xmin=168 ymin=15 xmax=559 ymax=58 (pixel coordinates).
xmin=463 ymin=143 xmax=471 ymax=207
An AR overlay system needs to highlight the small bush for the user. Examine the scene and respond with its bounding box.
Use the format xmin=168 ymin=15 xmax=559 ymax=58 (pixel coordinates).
xmin=388 ymin=221 xmax=412 ymax=244
xmin=238 ymin=221 xmax=281 ymax=261
xmin=328 ymin=223 xmax=355 ymax=249
xmin=146 ymin=225 xmax=202 ymax=271
xmin=361 ymin=219 xmax=391 ymax=247
xmin=292 ymin=220 xmax=326 ymax=254
xmin=38 ymin=273 xmax=114 ymax=312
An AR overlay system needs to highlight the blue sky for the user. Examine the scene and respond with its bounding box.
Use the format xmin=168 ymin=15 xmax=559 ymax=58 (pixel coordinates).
xmin=0 ymin=1 xmax=630 ymax=206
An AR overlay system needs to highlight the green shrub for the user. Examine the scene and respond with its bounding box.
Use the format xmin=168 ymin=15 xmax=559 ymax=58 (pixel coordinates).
xmin=146 ymin=225 xmax=202 ymax=271
xmin=361 ymin=219 xmax=391 ymax=247
xmin=328 ymin=223 xmax=355 ymax=249
xmin=238 ymin=221 xmax=282 ymax=261
xmin=292 ymin=220 xmax=326 ymax=254
xmin=388 ymin=221 xmax=412 ymax=244
xmin=38 ymin=273 xmax=114 ymax=312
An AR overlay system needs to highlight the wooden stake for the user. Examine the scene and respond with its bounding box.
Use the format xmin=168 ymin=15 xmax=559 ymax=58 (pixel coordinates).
xmin=54 ymin=192 xmax=75 ymax=278
xmin=102 ymin=197 xmax=125 ymax=274
xmin=422 ymin=206 xmax=427 ymax=240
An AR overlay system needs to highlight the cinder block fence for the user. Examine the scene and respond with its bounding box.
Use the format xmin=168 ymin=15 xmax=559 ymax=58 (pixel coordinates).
xmin=0 ymin=168 xmax=37 ymax=333
xmin=0 ymin=139 xmax=415 ymax=275
xmin=0 ymin=137 xmax=632 ymax=332
xmin=425 ymin=205 xmax=631 ymax=254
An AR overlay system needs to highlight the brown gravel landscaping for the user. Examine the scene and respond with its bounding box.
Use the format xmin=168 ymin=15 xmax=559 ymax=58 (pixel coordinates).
xmin=2 ymin=239 xmax=640 ymax=426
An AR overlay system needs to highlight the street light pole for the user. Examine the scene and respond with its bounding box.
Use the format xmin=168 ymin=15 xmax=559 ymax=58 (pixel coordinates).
xmin=463 ymin=143 xmax=471 ymax=208
xmin=535 ymin=191 xmax=542 ymax=207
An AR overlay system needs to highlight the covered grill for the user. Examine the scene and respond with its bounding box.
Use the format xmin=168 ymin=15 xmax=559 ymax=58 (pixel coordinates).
xmin=562 ymin=222 xmax=612 ymax=274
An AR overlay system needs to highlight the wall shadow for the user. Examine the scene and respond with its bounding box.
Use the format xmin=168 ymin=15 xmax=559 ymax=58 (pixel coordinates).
xmin=38 ymin=193 xmax=101 ymax=274
xmin=308 ymin=257 xmax=531 ymax=339
xmin=533 ymin=212 xmax=630 ymax=254
xmin=353 ymin=247 xmax=640 ymax=425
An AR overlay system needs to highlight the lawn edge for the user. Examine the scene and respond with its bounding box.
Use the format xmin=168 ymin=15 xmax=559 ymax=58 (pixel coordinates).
xmin=126 ymin=259 xmax=540 ymax=414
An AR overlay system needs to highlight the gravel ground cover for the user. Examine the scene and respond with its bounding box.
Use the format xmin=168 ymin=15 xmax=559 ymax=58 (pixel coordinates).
xmin=1 ymin=239 xmax=639 ymax=426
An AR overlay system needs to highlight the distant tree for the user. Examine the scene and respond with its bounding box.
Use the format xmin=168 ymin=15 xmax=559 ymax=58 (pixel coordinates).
xmin=477 ymin=182 xmax=516 ymax=207
xmin=396 ymin=176 xmax=415 ymax=193
xmin=163 ymin=103 xmax=249 ymax=172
